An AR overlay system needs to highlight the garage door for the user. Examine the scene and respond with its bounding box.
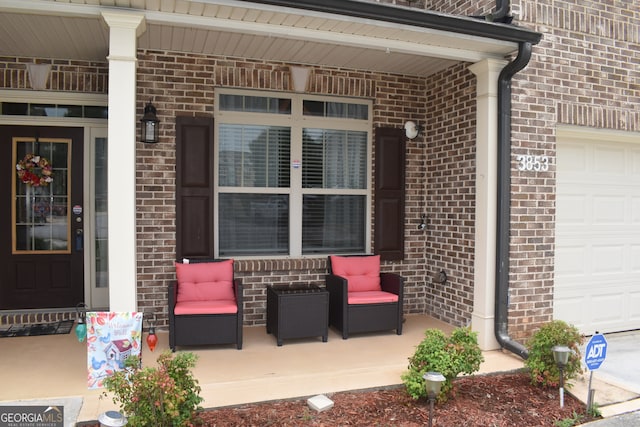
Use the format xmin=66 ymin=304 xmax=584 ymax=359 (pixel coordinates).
xmin=554 ymin=127 xmax=640 ymax=335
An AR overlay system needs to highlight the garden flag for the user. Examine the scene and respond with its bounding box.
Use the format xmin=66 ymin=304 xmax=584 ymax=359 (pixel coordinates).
xmin=86 ymin=311 xmax=143 ymax=389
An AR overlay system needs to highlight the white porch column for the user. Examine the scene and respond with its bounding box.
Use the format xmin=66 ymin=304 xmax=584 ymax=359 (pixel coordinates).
xmin=102 ymin=11 xmax=145 ymax=312
xmin=468 ymin=59 xmax=507 ymax=351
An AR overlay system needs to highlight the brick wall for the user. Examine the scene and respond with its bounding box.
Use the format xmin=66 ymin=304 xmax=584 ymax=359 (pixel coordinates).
xmin=135 ymin=50 xmax=446 ymax=328
xmin=429 ymin=0 xmax=494 ymax=16
xmin=505 ymin=0 xmax=640 ymax=341
xmin=4 ymin=0 xmax=636 ymax=344
xmin=424 ymin=63 xmax=478 ymax=327
xmin=359 ymin=0 xmax=495 ymax=15
xmin=0 ymin=57 xmax=107 ymax=92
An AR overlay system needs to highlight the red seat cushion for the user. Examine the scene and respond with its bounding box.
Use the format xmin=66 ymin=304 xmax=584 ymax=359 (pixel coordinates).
xmin=330 ymin=255 xmax=381 ymax=292
xmin=174 ymin=300 xmax=238 ymax=315
xmin=175 ymin=260 xmax=235 ymax=303
xmin=348 ymin=291 xmax=398 ymax=305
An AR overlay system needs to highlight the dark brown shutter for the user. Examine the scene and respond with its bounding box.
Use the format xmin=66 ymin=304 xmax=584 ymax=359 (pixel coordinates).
xmin=374 ymin=127 xmax=406 ymax=261
xmin=175 ymin=116 xmax=214 ymax=261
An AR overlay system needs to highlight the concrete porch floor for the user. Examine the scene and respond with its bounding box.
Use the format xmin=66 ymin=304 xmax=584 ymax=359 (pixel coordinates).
xmin=0 ymin=315 xmax=527 ymax=424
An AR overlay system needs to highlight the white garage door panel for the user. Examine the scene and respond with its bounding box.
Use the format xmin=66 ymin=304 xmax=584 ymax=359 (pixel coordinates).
xmin=594 ymin=146 xmax=626 ymax=174
xmin=556 ymin=195 xmax=587 ymax=224
xmin=592 ymin=244 xmax=624 ymax=274
xmin=555 ymin=131 xmax=640 ymax=334
xmin=553 ymin=294 xmax=587 ymax=329
xmin=631 ymin=291 xmax=640 ymax=321
xmin=555 ymin=281 xmax=636 ymax=333
xmin=594 ymin=196 xmax=625 ymax=223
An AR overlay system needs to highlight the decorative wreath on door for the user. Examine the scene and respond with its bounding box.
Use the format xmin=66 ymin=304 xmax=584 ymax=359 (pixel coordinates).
xmin=16 ymin=153 xmax=53 ymax=187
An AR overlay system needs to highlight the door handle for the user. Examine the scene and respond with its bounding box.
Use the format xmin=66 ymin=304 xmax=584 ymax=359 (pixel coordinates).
xmin=75 ymin=229 xmax=83 ymax=251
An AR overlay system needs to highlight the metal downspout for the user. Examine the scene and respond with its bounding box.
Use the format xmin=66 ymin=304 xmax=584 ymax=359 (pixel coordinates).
xmin=495 ymin=41 xmax=533 ymax=359
xmin=488 ymin=0 xmax=510 ymax=22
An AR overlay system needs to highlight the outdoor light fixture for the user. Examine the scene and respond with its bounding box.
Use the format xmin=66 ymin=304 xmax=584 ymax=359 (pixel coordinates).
xmin=26 ymin=63 xmax=51 ymax=90
xmin=423 ymin=371 xmax=446 ymax=427
xmin=418 ymin=214 xmax=427 ymax=230
xmin=98 ymin=410 xmax=127 ymax=427
xmin=404 ymin=120 xmax=422 ymax=139
xmin=146 ymin=312 xmax=158 ymax=352
xmin=552 ymin=345 xmax=572 ymax=408
xmin=290 ymin=66 xmax=310 ymax=92
xmin=140 ymin=101 xmax=160 ymax=143
xmin=75 ymin=302 xmax=87 ymax=343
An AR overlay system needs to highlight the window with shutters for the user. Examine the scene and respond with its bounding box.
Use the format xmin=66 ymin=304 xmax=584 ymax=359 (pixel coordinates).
xmin=215 ymin=90 xmax=372 ymax=257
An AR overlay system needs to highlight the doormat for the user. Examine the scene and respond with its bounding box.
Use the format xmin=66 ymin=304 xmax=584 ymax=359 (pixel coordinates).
xmin=0 ymin=319 xmax=74 ymax=337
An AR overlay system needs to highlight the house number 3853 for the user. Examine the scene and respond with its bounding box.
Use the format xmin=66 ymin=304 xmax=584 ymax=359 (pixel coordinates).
xmin=516 ymin=155 xmax=549 ymax=172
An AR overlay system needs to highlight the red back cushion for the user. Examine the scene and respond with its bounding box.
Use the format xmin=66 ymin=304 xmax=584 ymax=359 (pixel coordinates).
xmin=175 ymin=260 xmax=235 ymax=302
xmin=330 ymin=255 xmax=381 ymax=292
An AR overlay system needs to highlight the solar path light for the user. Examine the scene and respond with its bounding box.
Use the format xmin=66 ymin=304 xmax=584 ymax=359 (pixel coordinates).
xmin=423 ymin=371 xmax=446 ymax=427
xmin=552 ymin=345 xmax=572 ymax=408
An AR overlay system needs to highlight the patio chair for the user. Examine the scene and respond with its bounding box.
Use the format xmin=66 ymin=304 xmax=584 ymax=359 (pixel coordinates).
xmin=325 ymin=254 xmax=404 ymax=339
xmin=169 ymin=258 xmax=243 ymax=350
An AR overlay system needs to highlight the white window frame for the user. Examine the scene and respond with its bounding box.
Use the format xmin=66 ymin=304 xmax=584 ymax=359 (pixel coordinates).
xmin=214 ymin=88 xmax=373 ymax=258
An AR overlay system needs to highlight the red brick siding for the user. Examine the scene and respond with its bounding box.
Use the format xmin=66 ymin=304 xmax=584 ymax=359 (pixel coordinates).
xmin=0 ymin=57 xmax=107 ymax=92
xmin=506 ymin=0 xmax=640 ymax=341
xmin=425 ymin=63 xmax=477 ymax=326
xmin=428 ymin=0 xmax=494 ymax=15
xmin=1 ymin=0 xmax=636 ymax=344
xmin=135 ymin=50 xmax=436 ymax=328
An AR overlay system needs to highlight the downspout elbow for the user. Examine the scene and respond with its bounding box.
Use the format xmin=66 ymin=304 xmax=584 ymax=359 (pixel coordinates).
xmin=488 ymin=0 xmax=510 ymax=23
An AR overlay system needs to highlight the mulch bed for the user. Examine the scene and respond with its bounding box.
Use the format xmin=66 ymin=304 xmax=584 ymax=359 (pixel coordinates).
xmin=79 ymin=372 xmax=597 ymax=426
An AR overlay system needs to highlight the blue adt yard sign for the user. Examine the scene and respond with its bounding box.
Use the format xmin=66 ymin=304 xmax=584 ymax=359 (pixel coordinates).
xmin=584 ymin=333 xmax=607 ymax=371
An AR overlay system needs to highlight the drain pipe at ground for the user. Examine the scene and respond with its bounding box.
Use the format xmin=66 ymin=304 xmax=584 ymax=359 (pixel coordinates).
xmin=494 ymin=41 xmax=534 ymax=360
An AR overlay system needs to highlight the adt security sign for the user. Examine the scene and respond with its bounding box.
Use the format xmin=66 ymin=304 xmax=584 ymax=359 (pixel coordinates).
xmin=584 ymin=334 xmax=607 ymax=371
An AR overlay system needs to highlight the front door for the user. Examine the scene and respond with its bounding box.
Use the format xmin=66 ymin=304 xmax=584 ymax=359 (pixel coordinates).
xmin=0 ymin=126 xmax=84 ymax=309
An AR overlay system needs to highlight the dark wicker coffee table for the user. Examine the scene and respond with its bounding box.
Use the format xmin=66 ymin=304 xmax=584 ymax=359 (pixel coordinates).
xmin=266 ymin=284 xmax=329 ymax=346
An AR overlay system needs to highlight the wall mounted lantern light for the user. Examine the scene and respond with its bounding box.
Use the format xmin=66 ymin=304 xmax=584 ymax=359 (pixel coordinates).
xmin=140 ymin=101 xmax=160 ymax=143
xmin=404 ymin=120 xmax=422 ymax=139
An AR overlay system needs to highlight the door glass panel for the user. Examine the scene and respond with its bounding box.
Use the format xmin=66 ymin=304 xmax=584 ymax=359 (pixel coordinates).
xmin=13 ymin=137 xmax=70 ymax=253
xmin=95 ymin=137 xmax=108 ymax=288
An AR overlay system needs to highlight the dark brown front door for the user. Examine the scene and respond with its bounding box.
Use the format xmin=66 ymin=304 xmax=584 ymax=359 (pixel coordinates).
xmin=0 ymin=126 xmax=84 ymax=309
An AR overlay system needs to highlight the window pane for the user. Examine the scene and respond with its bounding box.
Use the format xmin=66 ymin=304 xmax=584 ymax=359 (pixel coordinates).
xmin=95 ymin=137 xmax=109 ymax=288
xmin=3 ymin=102 xmax=28 ymax=115
xmin=219 ymin=193 xmax=289 ymax=256
xmin=302 ymin=195 xmax=366 ymax=254
xmin=14 ymin=139 xmax=70 ymax=252
xmin=302 ymin=129 xmax=367 ymax=189
xmin=219 ymin=124 xmax=290 ymax=188
xmin=85 ymin=106 xmax=108 ymax=119
xmin=29 ymin=104 xmax=55 ymax=116
xmin=303 ymin=100 xmax=368 ymax=120
xmin=219 ymin=94 xmax=291 ymax=114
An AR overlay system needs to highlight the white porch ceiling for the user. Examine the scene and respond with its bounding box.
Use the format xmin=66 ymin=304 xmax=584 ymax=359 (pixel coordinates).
xmin=0 ymin=0 xmax=520 ymax=77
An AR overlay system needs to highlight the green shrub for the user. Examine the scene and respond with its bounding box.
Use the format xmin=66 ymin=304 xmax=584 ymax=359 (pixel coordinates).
xmin=401 ymin=327 xmax=484 ymax=401
xmin=102 ymin=351 xmax=203 ymax=427
xmin=525 ymin=320 xmax=584 ymax=388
